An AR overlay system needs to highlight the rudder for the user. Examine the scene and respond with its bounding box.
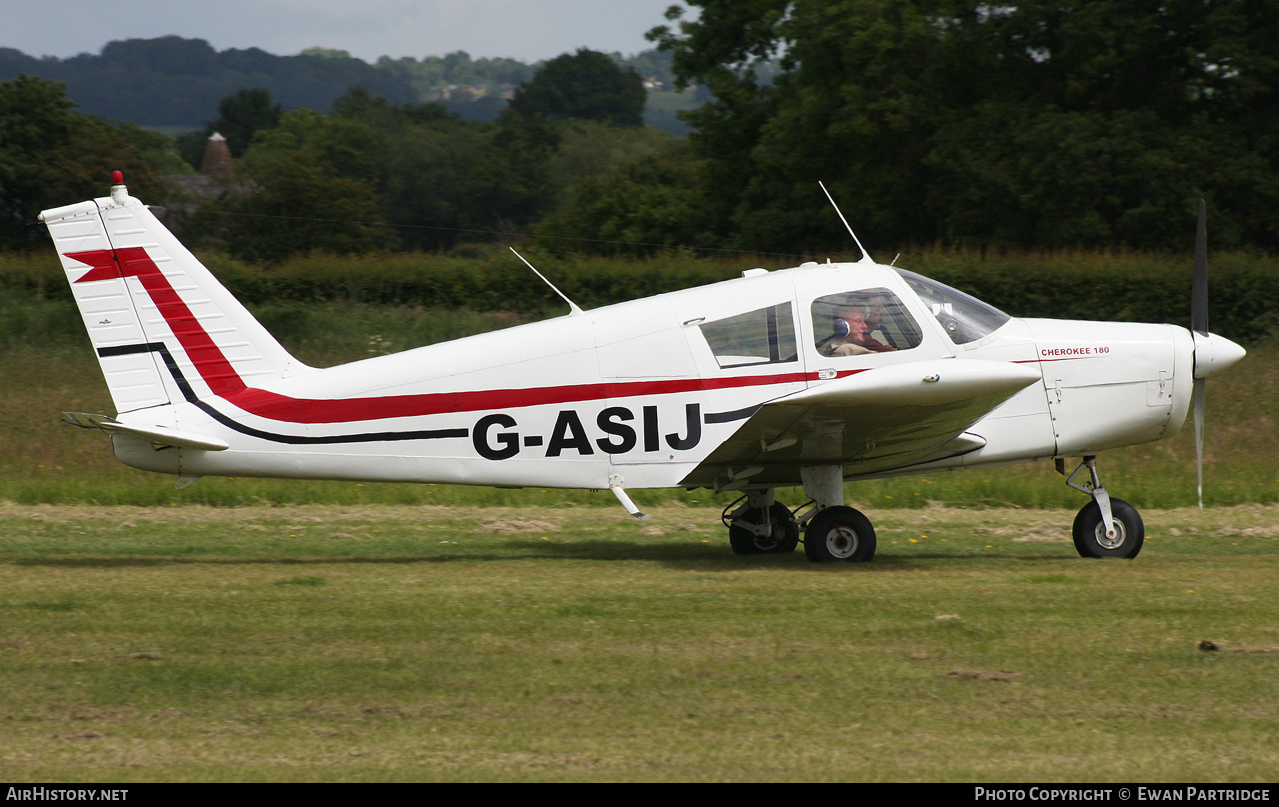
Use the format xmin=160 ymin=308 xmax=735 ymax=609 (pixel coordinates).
xmin=40 ymin=173 xmax=309 ymax=415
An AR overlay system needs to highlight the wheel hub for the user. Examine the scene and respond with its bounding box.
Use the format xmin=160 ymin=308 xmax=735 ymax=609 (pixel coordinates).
xmin=1093 ymin=519 xmax=1127 ymax=550
xmin=754 ymin=528 xmax=782 ymax=551
xmin=825 ymin=525 xmax=860 ymax=559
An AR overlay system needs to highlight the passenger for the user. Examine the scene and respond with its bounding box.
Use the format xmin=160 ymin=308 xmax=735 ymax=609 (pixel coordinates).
xmin=862 ymin=298 xmax=896 ymax=352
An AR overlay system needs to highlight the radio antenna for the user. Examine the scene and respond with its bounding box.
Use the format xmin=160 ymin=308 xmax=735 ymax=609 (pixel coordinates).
xmin=510 ymin=247 xmax=583 ymax=316
xmin=819 ymin=181 xmax=873 ymax=263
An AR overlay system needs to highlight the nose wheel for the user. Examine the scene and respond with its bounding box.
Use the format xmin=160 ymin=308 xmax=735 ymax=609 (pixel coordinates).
xmin=1062 ymin=457 xmax=1145 ymax=559
xmin=1072 ymin=498 xmax=1144 ymax=558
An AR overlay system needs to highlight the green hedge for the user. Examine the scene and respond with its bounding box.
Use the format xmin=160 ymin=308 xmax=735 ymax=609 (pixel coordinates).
xmin=4 ymin=247 xmax=1276 ymax=342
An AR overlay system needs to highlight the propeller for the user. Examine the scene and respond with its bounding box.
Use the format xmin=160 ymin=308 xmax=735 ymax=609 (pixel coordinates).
xmin=1189 ymin=199 xmax=1247 ymax=509
xmin=1191 ymin=201 xmax=1208 ymax=510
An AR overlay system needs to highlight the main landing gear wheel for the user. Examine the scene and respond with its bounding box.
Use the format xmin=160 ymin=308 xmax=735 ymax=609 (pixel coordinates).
xmin=729 ymin=503 xmax=800 ymax=555
xmin=1072 ymin=498 xmax=1144 ymax=559
xmin=804 ymin=505 xmax=876 ymax=563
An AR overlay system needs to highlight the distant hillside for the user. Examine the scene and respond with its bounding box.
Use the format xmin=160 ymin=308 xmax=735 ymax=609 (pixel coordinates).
xmin=0 ymin=36 xmax=698 ymax=134
xmin=0 ymin=37 xmax=419 ymax=129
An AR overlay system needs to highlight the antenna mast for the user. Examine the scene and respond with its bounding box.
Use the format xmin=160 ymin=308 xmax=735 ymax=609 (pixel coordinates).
xmin=510 ymin=248 xmax=583 ymax=316
xmin=819 ymin=181 xmax=872 ymax=263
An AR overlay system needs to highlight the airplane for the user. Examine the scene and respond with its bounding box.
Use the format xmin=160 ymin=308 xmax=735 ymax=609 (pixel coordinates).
xmin=39 ymin=172 xmax=1246 ymax=563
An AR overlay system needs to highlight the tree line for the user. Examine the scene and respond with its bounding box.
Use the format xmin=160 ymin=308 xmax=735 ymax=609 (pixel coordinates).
xmin=641 ymin=0 xmax=1279 ymax=254
xmin=5 ymin=3 xmax=1279 ymax=261
xmin=0 ymin=50 xmax=675 ymax=258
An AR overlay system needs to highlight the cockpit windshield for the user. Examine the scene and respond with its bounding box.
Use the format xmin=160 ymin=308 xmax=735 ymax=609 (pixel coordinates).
xmin=895 ymin=269 xmax=1011 ymax=345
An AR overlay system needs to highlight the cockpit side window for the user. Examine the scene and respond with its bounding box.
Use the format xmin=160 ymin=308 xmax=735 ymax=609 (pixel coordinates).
xmin=811 ymin=288 xmax=922 ymax=357
xmin=698 ymin=302 xmax=798 ymax=369
xmin=896 ymin=269 xmax=1011 ymax=345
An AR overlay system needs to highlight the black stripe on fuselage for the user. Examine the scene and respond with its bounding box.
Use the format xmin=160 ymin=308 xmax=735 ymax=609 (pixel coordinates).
xmin=704 ymin=404 xmax=762 ymax=424
xmin=98 ymin=342 xmax=469 ymax=445
xmin=100 ymin=341 xmax=759 ymax=445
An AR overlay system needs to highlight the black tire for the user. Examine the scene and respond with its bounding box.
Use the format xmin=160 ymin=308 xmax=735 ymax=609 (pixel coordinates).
xmin=1072 ymin=498 xmax=1144 ymax=559
xmin=729 ymin=503 xmax=800 ymax=555
xmin=804 ymin=506 xmax=876 ymax=563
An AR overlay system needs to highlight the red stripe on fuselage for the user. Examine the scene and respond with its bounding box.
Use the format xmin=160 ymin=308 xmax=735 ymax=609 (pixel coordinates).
xmin=69 ymin=247 xmax=245 ymax=396
xmin=218 ymin=373 xmax=821 ymax=424
xmin=69 ymin=246 xmax=849 ymax=425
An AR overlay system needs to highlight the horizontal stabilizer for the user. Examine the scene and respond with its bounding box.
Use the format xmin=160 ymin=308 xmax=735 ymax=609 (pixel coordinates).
xmin=62 ymin=412 xmax=229 ymax=451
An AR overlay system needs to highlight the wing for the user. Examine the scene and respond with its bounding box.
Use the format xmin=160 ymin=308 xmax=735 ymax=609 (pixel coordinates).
xmin=681 ymin=360 xmax=1042 ymax=489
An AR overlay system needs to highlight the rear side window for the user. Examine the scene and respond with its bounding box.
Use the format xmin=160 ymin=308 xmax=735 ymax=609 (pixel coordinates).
xmin=699 ymin=302 xmax=798 ymax=368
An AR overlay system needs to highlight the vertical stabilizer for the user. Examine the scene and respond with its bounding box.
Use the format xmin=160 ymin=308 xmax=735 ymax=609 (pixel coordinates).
xmin=40 ymin=174 xmax=310 ymax=415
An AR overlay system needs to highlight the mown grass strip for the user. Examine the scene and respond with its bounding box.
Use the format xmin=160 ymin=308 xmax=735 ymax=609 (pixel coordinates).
xmin=1 ymin=503 xmax=1276 ymax=782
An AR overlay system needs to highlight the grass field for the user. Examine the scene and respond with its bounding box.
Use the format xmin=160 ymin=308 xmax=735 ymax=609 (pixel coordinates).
xmin=2 ymin=502 xmax=1278 ymax=782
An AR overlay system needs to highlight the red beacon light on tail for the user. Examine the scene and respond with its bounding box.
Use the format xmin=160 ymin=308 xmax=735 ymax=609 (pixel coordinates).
xmin=109 ymin=170 xmax=129 ymax=204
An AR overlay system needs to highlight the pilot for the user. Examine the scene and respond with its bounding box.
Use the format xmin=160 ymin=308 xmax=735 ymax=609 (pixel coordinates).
xmin=826 ymin=305 xmax=894 ymax=356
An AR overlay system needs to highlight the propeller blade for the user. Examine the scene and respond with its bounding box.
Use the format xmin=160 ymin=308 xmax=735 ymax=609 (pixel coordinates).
xmin=1186 ymin=201 xmax=1246 ymax=509
xmin=1193 ymin=376 xmax=1206 ymax=511
xmin=1191 ymin=200 xmax=1208 ymax=509
xmin=1191 ymin=199 xmax=1208 ymax=336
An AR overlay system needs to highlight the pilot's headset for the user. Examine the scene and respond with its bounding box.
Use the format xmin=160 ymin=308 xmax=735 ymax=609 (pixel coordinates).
xmin=815 ymin=313 xmax=853 ymax=352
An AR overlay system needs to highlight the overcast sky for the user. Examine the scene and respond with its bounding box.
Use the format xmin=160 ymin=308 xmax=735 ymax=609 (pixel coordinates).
xmin=1 ymin=0 xmax=689 ymax=63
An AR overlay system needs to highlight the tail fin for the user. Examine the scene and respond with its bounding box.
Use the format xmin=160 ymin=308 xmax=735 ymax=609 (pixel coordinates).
xmin=40 ymin=173 xmax=309 ymax=414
